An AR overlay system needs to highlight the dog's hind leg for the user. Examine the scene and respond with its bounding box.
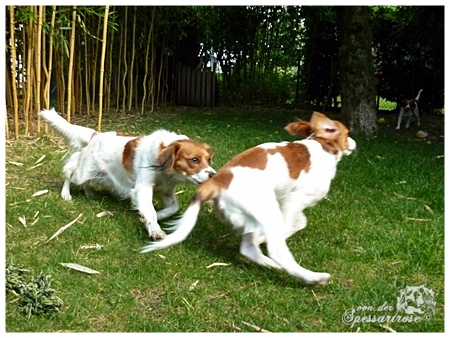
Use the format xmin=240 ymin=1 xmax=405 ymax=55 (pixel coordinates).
xmin=253 ymin=204 xmax=331 ymax=284
xmin=81 ymin=182 xmax=95 ymax=198
xmin=155 ymin=185 xmax=180 ymax=220
xmin=280 ymin=197 xmax=308 ymax=238
xmin=265 ymin=234 xmax=331 ymax=284
xmin=240 ymin=232 xmax=281 ymax=269
xmin=284 ymin=212 xmax=307 ymax=240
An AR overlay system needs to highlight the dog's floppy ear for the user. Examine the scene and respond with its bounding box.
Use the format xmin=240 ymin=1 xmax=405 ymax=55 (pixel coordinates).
xmin=203 ymin=143 xmax=213 ymax=156
xmin=309 ymin=112 xmax=340 ymax=140
xmin=155 ymin=141 xmax=181 ymax=172
xmin=284 ymin=120 xmax=312 ymax=138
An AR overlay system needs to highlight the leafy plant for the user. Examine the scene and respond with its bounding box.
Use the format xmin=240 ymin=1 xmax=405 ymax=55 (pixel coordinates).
xmin=6 ymin=263 xmax=63 ymax=317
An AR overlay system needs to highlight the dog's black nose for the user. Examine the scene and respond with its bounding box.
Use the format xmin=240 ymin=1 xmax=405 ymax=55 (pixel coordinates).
xmin=208 ymin=171 xmax=216 ymax=178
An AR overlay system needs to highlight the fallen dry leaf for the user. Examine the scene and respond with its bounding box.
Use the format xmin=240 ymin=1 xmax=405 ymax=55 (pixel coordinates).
xmin=80 ymin=243 xmax=102 ymax=250
xmin=29 ymin=163 xmax=44 ymax=170
xmin=18 ymin=216 xmax=27 ymax=227
xmin=188 ymin=280 xmax=199 ymax=291
xmin=206 ymin=262 xmax=231 ymax=269
xmin=60 ymin=263 xmax=100 ymax=274
xmin=47 ymin=213 xmax=83 ymax=242
xmin=96 ymin=211 xmax=114 ymax=218
xmin=34 ymin=155 xmax=46 ymax=165
xmin=406 ymin=217 xmax=430 ymax=222
xmin=32 ymin=189 xmax=49 ymax=197
xmin=424 ymin=205 xmax=434 ymax=214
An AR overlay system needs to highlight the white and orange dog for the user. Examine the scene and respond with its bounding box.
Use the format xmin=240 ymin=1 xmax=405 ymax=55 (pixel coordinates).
xmin=141 ymin=112 xmax=356 ymax=285
xmin=396 ymin=89 xmax=423 ymax=130
xmin=40 ymin=108 xmax=215 ymax=239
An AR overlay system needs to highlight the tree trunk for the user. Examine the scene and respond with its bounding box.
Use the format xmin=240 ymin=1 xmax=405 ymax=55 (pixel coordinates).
xmin=337 ymin=6 xmax=377 ymax=135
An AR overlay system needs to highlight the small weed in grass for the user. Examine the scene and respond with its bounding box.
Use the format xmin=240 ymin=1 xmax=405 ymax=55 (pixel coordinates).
xmin=5 ymin=107 xmax=444 ymax=332
xmin=6 ymin=262 xmax=63 ymax=317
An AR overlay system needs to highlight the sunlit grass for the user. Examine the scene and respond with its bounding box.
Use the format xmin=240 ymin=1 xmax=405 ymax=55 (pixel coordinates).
xmin=5 ymin=107 xmax=444 ymax=332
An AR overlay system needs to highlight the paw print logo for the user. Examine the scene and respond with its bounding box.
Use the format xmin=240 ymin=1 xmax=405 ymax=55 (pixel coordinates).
xmin=397 ymin=285 xmax=436 ymax=320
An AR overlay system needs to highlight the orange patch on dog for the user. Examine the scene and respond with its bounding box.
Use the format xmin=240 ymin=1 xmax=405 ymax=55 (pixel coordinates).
xmin=195 ymin=170 xmax=234 ymax=203
xmin=267 ymin=143 xmax=311 ymax=179
xmin=221 ymin=143 xmax=311 ymax=180
xmin=222 ymin=147 xmax=268 ymax=170
xmin=122 ymin=138 xmax=140 ymax=172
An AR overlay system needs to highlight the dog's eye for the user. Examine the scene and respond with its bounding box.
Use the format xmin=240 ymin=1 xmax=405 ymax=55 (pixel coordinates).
xmin=190 ymin=157 xmax=199 ymax=164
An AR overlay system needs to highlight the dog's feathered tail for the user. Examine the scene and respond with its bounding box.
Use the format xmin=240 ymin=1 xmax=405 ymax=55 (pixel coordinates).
xmin=415 ymin=89 xmax=423 ymax=102
xmin=140 ymin=178 xmax=221 ymax=253
xmin=40 ymin=108 xmax=96 ymax=151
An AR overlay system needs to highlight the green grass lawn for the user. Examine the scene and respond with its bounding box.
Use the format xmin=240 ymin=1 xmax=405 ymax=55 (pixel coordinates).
xmin=5 ymin=107 xmax=444 ymax=332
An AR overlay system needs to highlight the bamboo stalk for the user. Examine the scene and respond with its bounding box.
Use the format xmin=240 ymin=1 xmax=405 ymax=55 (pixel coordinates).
xmin=128 ymin=7 xmax=136 ymax=111
xmin=121 ymin=7 xmax=128 ymax=113
xmin=20 ymin=25 xmax=27 ymax=116
xmin=35 ymin=5 xmax=43 ymax=132
xmin=66 ymin=6 xmax=77 ymax=122
xmin=84 ymin=30 xmax=90 ymax=115
xmin=115 ymin=27 xmax=123 ymax=112
xmin=8 ymin=6 xmax=19 ymax=139
xmin=91 ymin=20 xmax=100 ymax=114
xmin=24 ymin=9 xmax=35 ymax=135
xmin=141 ymin=9 xmax=155 ymax=114
xmin=97 ymin=5 xmax=110 ymax=131
xmin=156 ymin=31 xmax=165 ymax=108
xmin=57 ymin=49 xmax=66 ymax=114
xmin=77 ymin=47 xmax=82 ymax=113
xmin=106 ymin=6 xmax=114 ymax=113
xmin=42 ymin=9 xmax=48 ymax=111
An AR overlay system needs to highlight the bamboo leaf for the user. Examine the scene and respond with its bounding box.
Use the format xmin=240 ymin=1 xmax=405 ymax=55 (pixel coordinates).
xmin=19 ymin=216 xmax=27 ymax=227
xmin=206 ymin=262 xmax=231 ymax=269
xmin=96 ymin=211 xmax=113 ymax=218
xmin=34 ymin=155 xmax=46 ymax=165
xmin=32 ymin=189 xmax=48 ymax=197
xmin=60 ymin=263 xmax=100 ymax=274
xmin=47 ymin=213 xmax=83 ymax=242
xmin=80 ymin=243 xmax=102 ymax=250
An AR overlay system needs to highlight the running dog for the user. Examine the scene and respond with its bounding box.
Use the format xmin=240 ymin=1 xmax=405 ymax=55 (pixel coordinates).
xmin=40 ymin=108 xmax=216 ymax=239
xmin=141 ymin=112 xmax=356 ymax=284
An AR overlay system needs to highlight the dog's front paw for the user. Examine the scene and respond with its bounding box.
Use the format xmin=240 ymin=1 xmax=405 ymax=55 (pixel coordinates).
xmin=150 ymin=230 xmax=167 ymax=240
xmin=61 ymin=193 xmax=72 ymax=201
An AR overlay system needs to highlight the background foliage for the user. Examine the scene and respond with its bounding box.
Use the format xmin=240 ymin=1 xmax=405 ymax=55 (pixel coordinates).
xmin=5 ymin=6 xmax=445 ymax=136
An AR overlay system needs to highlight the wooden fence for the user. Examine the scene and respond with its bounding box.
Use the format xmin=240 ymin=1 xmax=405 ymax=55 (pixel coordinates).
xmin=177 ymin=65 xmax=217 ymax=107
